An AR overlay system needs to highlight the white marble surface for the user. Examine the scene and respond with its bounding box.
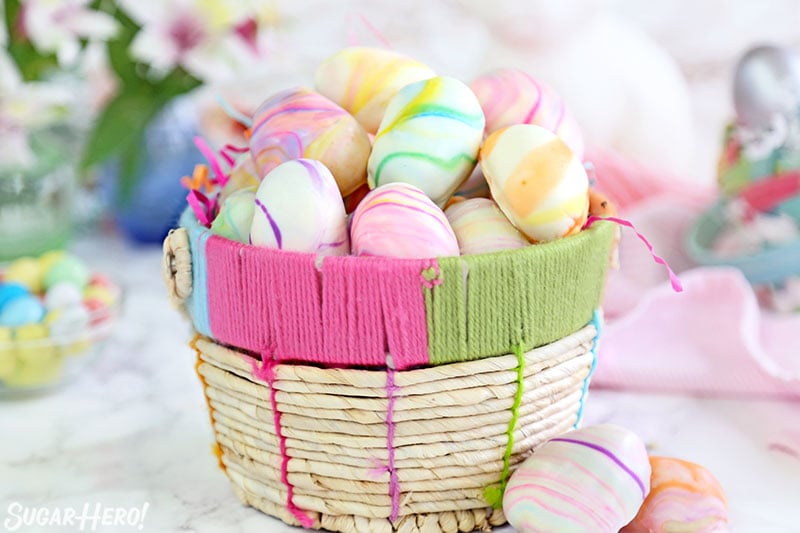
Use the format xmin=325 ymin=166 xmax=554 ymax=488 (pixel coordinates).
xmin=1 ymin=235 xmax=799 ymax=533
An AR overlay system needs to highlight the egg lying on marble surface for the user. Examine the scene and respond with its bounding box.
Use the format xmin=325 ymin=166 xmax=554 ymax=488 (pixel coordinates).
xmin=368 ymin=76 xmax=485 ymax=207
xmin=249 ymin=87 xmax=371 ymax=196
xmin=250 ymin=159 xmax=349 ymax=256
xmin=314 ymin=46 xmax=436 ymax=134
xmin=623 ymin=456 xmax=729 ymax=533
xmin=218 ymin=154 xmax=260 ymax=205
xmin=480 ymin=124 xmax=589 ymax=243
xmin=503 ymin=424 xmax=651 ymax=533
xmin=350 ymin=182 xmax=459 ymax=259
xmin=471 ymin=68 xmax=585 ymax=159
xmin=445 ymin=198 xmax=529 ymax=255
xmin=211 ymin=187 xmax=256 ymax=244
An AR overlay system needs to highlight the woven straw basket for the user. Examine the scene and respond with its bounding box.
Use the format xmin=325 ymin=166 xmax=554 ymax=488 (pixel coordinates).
xmin=163 ymin=209 xmax=615 ymax=533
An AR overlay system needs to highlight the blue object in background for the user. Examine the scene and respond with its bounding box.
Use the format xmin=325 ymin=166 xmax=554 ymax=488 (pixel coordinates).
xmin=0 ymin=295 xmax=45 ymax=327
xmin=0 ymin=283 xmax=30 ymax=313
xmin=100 ymin=97 xmax=203 ymax=244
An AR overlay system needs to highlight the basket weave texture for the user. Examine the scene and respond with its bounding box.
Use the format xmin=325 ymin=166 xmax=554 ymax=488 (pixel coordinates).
xmin=192 ymin=320 xmax=599 ymax=533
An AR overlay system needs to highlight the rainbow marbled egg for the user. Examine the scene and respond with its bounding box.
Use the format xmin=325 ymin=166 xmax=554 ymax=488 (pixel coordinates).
xmin=503 ymin=424 xmax=651 ymax=533
xmin=210 ymin=187 xmax=256 ymax=244
xmin=350 ymin=182 xmax=459 ymax=258
xmin=249 ymin=87 xmax=371 ymax=196
xmin=219 ymin=154 xmax=260 ymax=204
xmin=623 ymin=457 xmax=728 ymax=533
xmin=368 ymin=76 xmax=485 ymax=207
xmin=250 ymin=159 xmax=349 ymax=256
xmin=471 ymin=68 xmax=585 ymax=159
xmin=314 ymin=46 xmax=435 ymax=134
xmin=445 ymin=198 xmax=529 ymax=255
xmin=480 ymin=124 xmax=589 ymax=243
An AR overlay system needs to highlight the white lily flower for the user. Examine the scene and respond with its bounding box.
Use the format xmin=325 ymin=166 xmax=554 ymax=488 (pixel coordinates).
xmin=118 ymin=0 xmax=270 ymax=82
xmin=20 ymin=0 xmax=118 ymax=66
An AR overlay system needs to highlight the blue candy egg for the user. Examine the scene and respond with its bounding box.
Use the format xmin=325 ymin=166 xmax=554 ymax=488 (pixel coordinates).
xmin=0 ymin=295 xmax=45 ymax=327
xmin=0 ymin=283 xmax=31 ymax=313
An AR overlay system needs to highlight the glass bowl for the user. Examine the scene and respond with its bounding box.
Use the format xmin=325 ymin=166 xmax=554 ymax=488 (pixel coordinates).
xmin=0 ymin=288 xmax=122 ymax=399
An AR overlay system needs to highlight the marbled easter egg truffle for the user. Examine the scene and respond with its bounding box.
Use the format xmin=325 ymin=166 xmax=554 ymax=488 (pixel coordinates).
xmin=480 ymin=124 xmax=589 ymax=243
xmin=350 ymin=182 xmax=459 ymax=258
xmin=445 ymin=198 xmax=529 ymax=255
xmin=368 ymin=76 xmax=485 ymax=207
xmin=249 ymin=87 xmax=371 ymax=196
xmin=314 ymin=46 xmax=435 ymax=134
xmin=250 ymin=159 xmax=349 ymax=256
xmin=623 ymin=456 xmax=729 ymax=533
xmin=471 ymin=68 xmax=585 ymax=159
xmin=210 ymin=187 xmax=256 ymax=244
xmin=503 ymin=424 xmax=651 ymax=532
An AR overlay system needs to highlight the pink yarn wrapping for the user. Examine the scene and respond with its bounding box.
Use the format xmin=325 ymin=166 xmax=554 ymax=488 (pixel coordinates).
xmin=204 ymin=236 xmax=431 ymax=368
xmin=584 ymin=215 xmax=683 ymax=292
xmin=385 ymin=363 xmax=400 ymax=522
xmin=249 ymin=354 xmax=314 ymax=528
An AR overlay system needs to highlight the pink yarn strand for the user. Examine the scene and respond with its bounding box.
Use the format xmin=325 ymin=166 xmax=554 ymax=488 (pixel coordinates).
xmin=249 ymin=354 xmax=315 ymax=528
xmin=193 ymin=136 xmax=229 ymax=188
xmin=584 ymin=215 xmax=684 ymax=292
xmin=386 ymin=363 xmax=400 ymax=522
xmin=346 ymin=13 xmax=391 ymax=48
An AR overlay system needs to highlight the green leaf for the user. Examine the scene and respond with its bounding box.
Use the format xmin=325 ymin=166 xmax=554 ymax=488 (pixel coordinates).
xmin=80 ymin=90 xmax=163 ymax=170
xmin=103 ymin=4 xmax=141 ymax=87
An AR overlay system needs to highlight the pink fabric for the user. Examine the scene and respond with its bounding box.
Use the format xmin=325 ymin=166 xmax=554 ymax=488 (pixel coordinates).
xmin=587 ymin=147 xmax=800 ymax=400
xmin=205 ymin=235 xmax=431 ymax=369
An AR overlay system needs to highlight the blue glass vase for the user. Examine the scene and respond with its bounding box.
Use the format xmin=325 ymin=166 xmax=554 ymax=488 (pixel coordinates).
xmin=101 ymin=97 xmax=201 ymax=244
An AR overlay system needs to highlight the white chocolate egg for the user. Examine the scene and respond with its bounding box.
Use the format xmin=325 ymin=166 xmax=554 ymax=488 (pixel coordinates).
xmin=249 ymin=87 xmax=371 ymax=196
xmin=314 ymin=46 xmax=436 ymax=134
xmin=623 ymin=457 xmax=728 ymax=533
xmin=480 ymin=124 xmax=589 ymax=242
xmin=350 ymin=182 xmax=459 ymax=258
xmin=503 ymin=424 xmax=651 ymax=533
xmin=445 ymin=198 xmax=529 ymax=255
xmin=250 ymin=159 xmax=349 ymax=256
xmin=210 ymin=187 xmax=256 ymax=244
xmin=368 ymin=76 xmax=485 ymax=207
xmin=471 ymin=68 xmax=585 ymax=159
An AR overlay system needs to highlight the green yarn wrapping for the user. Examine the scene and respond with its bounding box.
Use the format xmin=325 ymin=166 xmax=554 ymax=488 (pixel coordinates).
xmin=483 ymin=342 xmax=526 ymax=508
xmin=426 ymin=221 xmax=615 ymax=365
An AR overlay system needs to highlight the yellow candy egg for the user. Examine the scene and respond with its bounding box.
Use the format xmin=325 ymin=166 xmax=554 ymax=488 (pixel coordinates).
xmin=38 ymin=250 xmax=67 ymax=274
xmin=0 ymin=327 xmax=14 ymax=379
xmin=4 ymin=257 xmax=43 ymax=293
xmin=83 ymin=285 xmax=117 ymax=307
xmin=480 ymin=124 xmax=589 ymax=243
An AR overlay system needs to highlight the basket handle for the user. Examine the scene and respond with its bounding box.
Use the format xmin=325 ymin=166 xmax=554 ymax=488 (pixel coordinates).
xmin=162 ymin=228 xmax=193 ymax=310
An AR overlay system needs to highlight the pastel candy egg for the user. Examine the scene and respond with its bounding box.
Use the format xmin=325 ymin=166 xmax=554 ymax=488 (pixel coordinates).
xmin=83 ymin=285 xmax=117 ymax=307
xmin=314 ymin=46 xmax=436 ymax=134
xmin=249 ymin=87 xmax=371 ymax=196
xmin=0 ymin=327 xmax=14 ymax=379
xmin=0 ymin=296 xmax=45 ymax=327
xmin=43 ymin=256 xmax=90 ymax=291
xmin=3 ymin=257 xmax=43 ymax=293
xmin=623 ymin=457 xmax=728 ymax=533
xmin=211 ymin=186 xmax=256 ymax=243
xmin=46 ymin=305 xmax=90 ymax=339
xmin=471 ymin=69 xmax=585 ymax=159
xmin=503 ymin=424 xmax=651 ymax=533
xmin=38 ymin=250 xmax=66 ymax=274
xmin=250 ymin=159 xmax=349 ymax=256
xmin=45 ymin=282 xmax=84 ymax=310
xmin=445 ymin=198 xmax=529 ymax=255
xmin=0 ymin=283 xmax=30 ymax=312
xmin=368 ymin=76 xmax=485 ymax=207
xmin=8 ymin=323 xmax=62 ymax=387
xmin=218 ymin=154 xmax=260 ymax=205
xmin=350 ymin=182 xmax=459 ymax=258
xmin=481 ymin=124 xmax=589 ymax=243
